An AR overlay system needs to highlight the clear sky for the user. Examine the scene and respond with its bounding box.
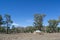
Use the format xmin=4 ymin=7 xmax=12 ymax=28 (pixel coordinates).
xmin=0 ymin=0 xmax=60 ymax=27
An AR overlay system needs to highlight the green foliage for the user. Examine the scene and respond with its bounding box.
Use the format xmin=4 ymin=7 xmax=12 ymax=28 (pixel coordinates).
xmin=57 ymin=27 xmax=60 ymax=32
xmin=0 ymin=13 xmax=60 ymax=34
xmin=48 ymin=19 xmax=59 ymax=32
xmin=25 ymin=26 xmax=35 ymax=33
xmin=58 ymin=16 xmax=60 ymax=22
xmin=0 ymin=26 xmax=6 ymax=33
xmin=46 ymin=26 xmax=52 ymax=33
xmin=0 ymin=15 xmax=3 ymax=27
xmin=34 ymin=14 xmax=46 ymax=31
xmin=11 ymin=26 xmax=25 ymax=33
xmin=11 ymin=25 xmax=16 ymax=32
xmin=4 ymin=14 xmax=13 ymax=34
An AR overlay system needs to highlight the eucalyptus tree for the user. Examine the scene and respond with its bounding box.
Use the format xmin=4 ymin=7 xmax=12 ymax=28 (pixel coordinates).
xmin=0 ymin=15 xmax=3 ymax=27
xmin=34 ymin=14 xmax=46 ymax=31
xmin=48 ymin=19 xmax=59 ymax=32
xmin=5 ymin=14 xmax=13 ymax=34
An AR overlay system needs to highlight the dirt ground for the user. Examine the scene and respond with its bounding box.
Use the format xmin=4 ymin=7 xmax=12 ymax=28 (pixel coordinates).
xmin=0 ymin=33 xmax=60 ymax=40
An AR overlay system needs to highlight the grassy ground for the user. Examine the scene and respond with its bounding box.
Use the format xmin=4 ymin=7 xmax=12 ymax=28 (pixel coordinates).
xmin=0 ymin=33 xmax=60 ymax=40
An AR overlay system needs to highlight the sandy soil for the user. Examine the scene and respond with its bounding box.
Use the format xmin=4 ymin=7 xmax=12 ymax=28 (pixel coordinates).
xmin=0 ymin=33 xmax=60 ymax=40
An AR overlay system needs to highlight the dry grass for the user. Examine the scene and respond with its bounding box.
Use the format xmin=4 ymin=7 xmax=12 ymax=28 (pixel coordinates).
xmin=0 ymin=33 xmax=60 ymax=40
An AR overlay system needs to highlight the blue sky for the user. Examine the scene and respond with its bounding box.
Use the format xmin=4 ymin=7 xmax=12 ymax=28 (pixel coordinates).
xmin=0 ymin=0 xmax=60 ymax=27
